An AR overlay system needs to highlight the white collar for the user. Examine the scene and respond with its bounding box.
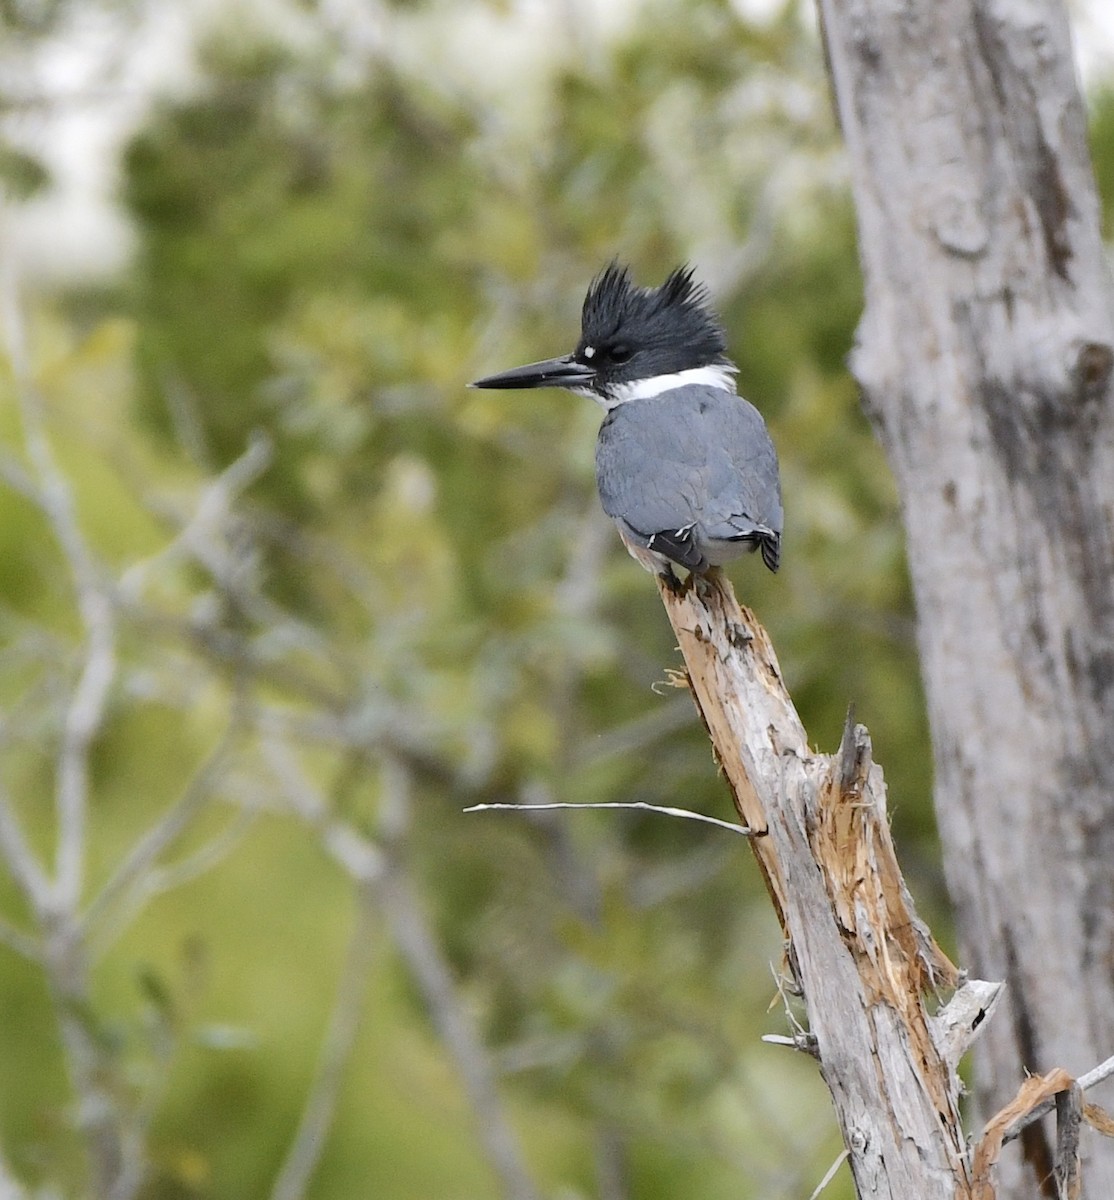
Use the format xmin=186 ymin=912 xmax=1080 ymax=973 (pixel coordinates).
xmin=588 ymin=363 xmax=737 ymax=410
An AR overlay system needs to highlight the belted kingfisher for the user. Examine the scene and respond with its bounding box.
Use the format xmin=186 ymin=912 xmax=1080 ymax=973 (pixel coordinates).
xmin=471 ymin=263 xmax=782 ymax=585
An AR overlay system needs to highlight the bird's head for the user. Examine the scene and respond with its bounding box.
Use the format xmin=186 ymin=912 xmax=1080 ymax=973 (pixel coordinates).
xmin=471 ymin=262 xmax=733 ymax=406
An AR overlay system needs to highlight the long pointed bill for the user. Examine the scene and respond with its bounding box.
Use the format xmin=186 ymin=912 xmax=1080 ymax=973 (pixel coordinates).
xmin=469 ymin=354 xmax=596 ymax=391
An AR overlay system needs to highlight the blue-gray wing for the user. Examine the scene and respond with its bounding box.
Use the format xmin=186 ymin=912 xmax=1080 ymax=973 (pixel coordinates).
xmin=595 ymin=386 xmax=782 ymax=571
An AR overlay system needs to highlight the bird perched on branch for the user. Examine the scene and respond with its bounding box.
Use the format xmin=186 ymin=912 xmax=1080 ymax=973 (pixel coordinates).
xmin=471 ymin=263 xmax=782 ymax=588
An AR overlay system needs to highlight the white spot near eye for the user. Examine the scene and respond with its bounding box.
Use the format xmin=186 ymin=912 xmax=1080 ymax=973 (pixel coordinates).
xmin=583 ymin=345 xmax=595 ymax=358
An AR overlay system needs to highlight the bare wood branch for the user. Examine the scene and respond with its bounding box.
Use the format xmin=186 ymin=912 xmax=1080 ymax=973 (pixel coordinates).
xmin=117 ymin=432 xmax=273 ymax=605
xmin=263 ymin=739 xmax=384 ymax=883
xmin=0 ymin=254 xmax=117 ymax=913
xmin=808 ymin=1150 xmax=850 ymax=1200
xmin=88 ymin=803 xmax=259 ymax=960
xmin=149 ymin=800 xmax=258 ymax=885
xmin=1003 ymin=1051 xmax=1114 ymax=1146
xmin=265 ymin=745 xmax=540 ymax=1200
xmin=655 ymin=570 xmax=971 ymax=1199
xmin=929 ymin=978 xmax=1004 ymax=1074
xmin=83 ymin=726 xmax=240 ymax=939
xmin=1054 ymin=1083 xmax=1083 ymax=1200
xmin=377 ymin=766 xmax=542 ymax=1200
xmin=45 ymin=922 xmax=136 ymax=1197
xmin=271 ymin=882 xmax=378 ymax=1200
xmin=0 ymin=916 xmax=39 ymax=962
xmin=1079 ymin=1055 xmax=1114 ymax=1096
xmin=54 ymin=591 xmax=115 ymax=911
xmin=973 ymin=1069 xmax=1076 ymax=1200
xmin=378 ymin=858 xmax=542 ymax=1200
xmin=0 ymin=780 xmax=52 ymax=920
xmin=463 ymin=800 xmax=750 ymax=836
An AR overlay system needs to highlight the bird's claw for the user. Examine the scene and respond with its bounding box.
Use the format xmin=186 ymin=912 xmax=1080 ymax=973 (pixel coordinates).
xmin=658 ymin=566 xmax=686 ymax=597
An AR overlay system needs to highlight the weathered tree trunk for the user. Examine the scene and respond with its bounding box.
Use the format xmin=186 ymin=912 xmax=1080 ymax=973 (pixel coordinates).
xmin=816 ymin=2 xmax=1114 ymax=1194
xmin=656 ymin=575 xmax=989 ymax=1199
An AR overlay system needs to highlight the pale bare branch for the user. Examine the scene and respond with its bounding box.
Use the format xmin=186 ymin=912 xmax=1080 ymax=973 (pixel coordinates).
xmin=117 ymin=432 xmax=273 ymax=604
xmin=0 ymin=915 xmax=39 ymax=962
xmin=379 ymin=856 xmax=542 ymax=1200
xmin=654 ymin=574 xmax=966 ymax=1195
xmin=807 ymin=1150 xmax=850 ymax=1200
xmin=0 ymin=249 xmax=117 ymax=913
xmin=464 ymin=800 xmax=751 ymax=836
xmin=1004 ymin=1051 xmax=1114 ymax=1146
xmin=379 ymin=764 xmax=542 ymax=1200
xmin=146 ymin=801 xmax=258 ymax=890
xmin=88 ymin=802 xmax=259 ymax=960
xmin=270 ymin=882 xmax=378 ymax=1200
xmin=54 ymin=589 xmax=115 ymax=911
xmin=262 ymin=739 xmax=383 ymax=883
xmin=84 ymin=727 xmax=240 ymax=939
xmin=265 ymin=743 xmax=539 ymax=1200
xmin=1080 ymin=1054 xmax=1114 ymax=1094
xmin=0 ymin=780 xmax=52 ymax=919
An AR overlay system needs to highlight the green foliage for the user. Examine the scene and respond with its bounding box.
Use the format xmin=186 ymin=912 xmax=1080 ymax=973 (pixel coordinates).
xmin=1090 ymin=86 xmax=1114 ymax=237
xmin=0 ymin=144 xmax=50 ymax=199
xmin=123 ymin=44 xmax=487 ymax=524
xmin=21 ymin=0 xmax=1114 ymax=1194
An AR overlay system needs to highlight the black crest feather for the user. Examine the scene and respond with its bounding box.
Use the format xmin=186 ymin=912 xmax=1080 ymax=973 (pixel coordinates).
xmin=579 ymin=261 xmax=727 ymax=371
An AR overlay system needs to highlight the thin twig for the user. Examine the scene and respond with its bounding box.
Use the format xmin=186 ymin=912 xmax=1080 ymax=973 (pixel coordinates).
xmin=382 ymin=768 xmax=542 ymax=1200
xmin=1079 ymin=1054 xmax=1114 ymax=1094
xmin=0 ymin=916 xmax=39 ymax=962
xmin=263 ymin=748 xmax=531 ymax=1196
xmin=0 ymin=780 xmax=52 ymax=919
xmin=380 ymin=861 xmax=542 ymax=1200
xmin=808 ymin=1149 xmax=850 ymax=1200
xmin=463 ymin=800 xmax=751 ymax=836
xmin=117 ymin=433 xmax=273 ymax=603
xmin=144 ymin=804 xmax=258 ymax=892
xmin=262 ymin=739 xmax=383 ymax=883
xmin=84 ymin=727 xmax=240 ymax=938
xmin=270 ymin=882 xmax=378 ymax=1200
xmin=54 ymin=592 xmax=115 ymax=910
xmin=1004 ymin=1051 xmax=1114 ymax=1144
xmin=88 ymin=802 xmax=259 ymax=960
xmin=573 ymin=694 xmax=698 ymax=767
xmin=0 ymin=245 xmax=129 ymax=1186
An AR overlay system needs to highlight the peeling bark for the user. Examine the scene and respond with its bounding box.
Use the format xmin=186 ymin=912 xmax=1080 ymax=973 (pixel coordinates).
xmin=657 ymin=573 xmax=995 ymax=1199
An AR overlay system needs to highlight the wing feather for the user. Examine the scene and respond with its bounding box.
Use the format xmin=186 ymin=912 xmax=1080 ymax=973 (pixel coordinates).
xmin=596 ymin=386 xmax=782 ymax=572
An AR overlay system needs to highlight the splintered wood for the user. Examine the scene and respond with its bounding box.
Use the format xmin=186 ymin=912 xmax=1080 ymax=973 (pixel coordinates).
xmin=972 ymin=1071 xmax=1079 ymax=1200
xmin=657 ymin=570 xmax=978 ymax=1199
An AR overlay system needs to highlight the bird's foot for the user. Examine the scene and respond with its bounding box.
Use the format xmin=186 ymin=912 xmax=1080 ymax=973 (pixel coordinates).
xmin=658 ymin=566 xmax=686 ymax=597
xmin=692 ymin=566 xmax=726 ymax=602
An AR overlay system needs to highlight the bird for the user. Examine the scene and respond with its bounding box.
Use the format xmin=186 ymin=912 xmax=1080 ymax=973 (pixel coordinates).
xmin=470 ymin=262 xmax=782 ymax=589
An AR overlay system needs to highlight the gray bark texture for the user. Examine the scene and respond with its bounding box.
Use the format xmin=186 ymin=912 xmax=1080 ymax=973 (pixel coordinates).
xmin=815 ymin=1 xmax=1114 ymax=1195
xmin=657 ymin=576 xmax=981 ymax=1199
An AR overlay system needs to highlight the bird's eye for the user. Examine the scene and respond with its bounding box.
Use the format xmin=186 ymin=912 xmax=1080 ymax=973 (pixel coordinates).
xmin=609 ymin=344 xmax=632 ymax=363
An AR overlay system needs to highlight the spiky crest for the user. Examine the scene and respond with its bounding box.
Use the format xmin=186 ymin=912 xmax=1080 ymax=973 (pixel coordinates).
xmin=578 ymin=261 xmax=727 ymax=370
